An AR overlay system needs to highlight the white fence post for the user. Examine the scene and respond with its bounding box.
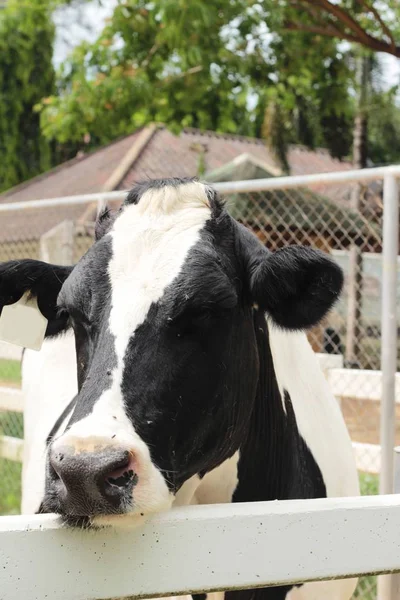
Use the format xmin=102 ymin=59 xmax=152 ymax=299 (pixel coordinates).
xmin=39 ymin=220 xmax=75 ymax=265
xmin=378 ymin=174 xmax=400 ymax=600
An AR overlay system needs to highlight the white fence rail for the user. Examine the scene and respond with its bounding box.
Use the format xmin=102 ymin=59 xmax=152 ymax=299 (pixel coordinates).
xmin=0 ymin=435 xmax=23 ymax=462
xmin=0 ymin=386 xmax=23 ymax=413
xmin=1 ymin=164 xmax=400 ymax=212
xmin=1 ymin=495 xmax=400 ymax=600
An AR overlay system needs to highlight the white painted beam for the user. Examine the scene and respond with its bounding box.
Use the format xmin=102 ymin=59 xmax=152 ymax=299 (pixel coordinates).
xmin=353 ymin=441 xmax=381 ymax=475
xmin=316 ymin=353 xmax=344 ymax=376
xmin=327 ymin=368 xmax=400 ymax=403
xmin=0 ymin=435 xmax=23 ymax=462
xmin=0 ymin=386 xmax=23 ymax=412
xmin=1 ymin=495 xmax=400 ymax=600
xmin=1 ymin=165 xmax=400 ymax=213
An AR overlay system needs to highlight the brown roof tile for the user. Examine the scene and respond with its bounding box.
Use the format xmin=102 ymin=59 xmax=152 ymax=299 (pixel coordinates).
xmin=0 ymin=132 xmax=141 ymax=204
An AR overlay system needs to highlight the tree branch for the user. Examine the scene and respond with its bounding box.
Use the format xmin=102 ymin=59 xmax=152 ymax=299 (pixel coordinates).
xmin=162 ymin=65 xmax=203 ymax=84
xmin=287 ymin=0 xmax=400 ymax=58
xmin=141 ymin=42 xmax=161 ymax=69
xmin=284 ymin=21 xmax=360 ymax=44
xmin=284 ymin=20 xmax=400 ymax=58
xmin=356 ymin=0 xmax=397 ymax=54
xmin=301 ymin=0 xmax=372 ymax=45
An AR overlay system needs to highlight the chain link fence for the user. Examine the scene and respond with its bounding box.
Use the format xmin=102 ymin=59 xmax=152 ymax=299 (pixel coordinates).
xmin=0 ymin=169 xmax=399 ymax=600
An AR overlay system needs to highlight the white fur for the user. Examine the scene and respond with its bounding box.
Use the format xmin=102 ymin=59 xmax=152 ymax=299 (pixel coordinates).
xmin=21 ymin=330 xmax=77 ymax=514
xmin=268 ymin=325 xmax=359 ymax=499
xmin=52 ymin=182 xmax=212 ymax=517
xmin=194 ymin=453 xmax=239 ymax=505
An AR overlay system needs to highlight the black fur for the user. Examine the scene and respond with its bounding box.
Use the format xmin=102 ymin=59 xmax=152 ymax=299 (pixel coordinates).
xmin=45 ymin=395 xmax=77 ymax=446
xmin=250 ymin=246 xmax=343 ymax=330
xmin=95 ymin=206 xmax=117 ymax=241
xmin=0 ymin=260 xmax=72 ymax=336
xmin=236 ymin=222 xmax=343 ymax=330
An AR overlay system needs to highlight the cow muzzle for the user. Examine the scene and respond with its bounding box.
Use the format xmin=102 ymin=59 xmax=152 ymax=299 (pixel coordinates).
xmin=46 ymin=444 xmax=137 ymax=517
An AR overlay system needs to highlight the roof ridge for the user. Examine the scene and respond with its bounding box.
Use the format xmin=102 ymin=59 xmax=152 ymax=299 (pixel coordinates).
xmin=77 ymin=125 xmax=158 ymax=225
xmin=102 ymin=124 xmax=158 ymax=192
xmin=180 ymin=128 xmax=350 ymax=163
xmin=181 ymin=127 xmax=266 ymax=145
xmin=288 ymin=144 xmax=351 ymax=163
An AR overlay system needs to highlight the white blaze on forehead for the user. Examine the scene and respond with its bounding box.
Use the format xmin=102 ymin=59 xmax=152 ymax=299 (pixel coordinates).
xmin=109 ymin=182 xmax=212 ymax=359
xmin=52 ymin=181 xmax=212 ymax=515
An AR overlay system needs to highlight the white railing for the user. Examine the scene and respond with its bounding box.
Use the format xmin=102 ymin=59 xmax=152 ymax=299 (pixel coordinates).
xmin=0 ymin=386 xmax=23 ymax=412
xmin=1 ymin=164 xmax=400 ymax=212
xmin=1 ymin=495 xmax=400 ymax=600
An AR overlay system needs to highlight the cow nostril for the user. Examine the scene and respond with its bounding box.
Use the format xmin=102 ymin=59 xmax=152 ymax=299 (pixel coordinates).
xmin=104 ymin=454 xmax=137 ymax=489
xmin=107 ymin=469 xmax=136 ymax=488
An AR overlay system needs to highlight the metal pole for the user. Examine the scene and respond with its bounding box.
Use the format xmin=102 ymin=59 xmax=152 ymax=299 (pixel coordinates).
xmin=2 ymin=165 xmax=400 ymax=213
xmin=379 ymin=174 xmax=399 ymax=496
xmin=377 ymin=175 xmax=399 ymax=600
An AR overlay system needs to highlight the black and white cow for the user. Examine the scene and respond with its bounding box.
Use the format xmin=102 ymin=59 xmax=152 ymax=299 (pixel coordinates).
xmin=1 ymin=178 xmax=359 ymax=600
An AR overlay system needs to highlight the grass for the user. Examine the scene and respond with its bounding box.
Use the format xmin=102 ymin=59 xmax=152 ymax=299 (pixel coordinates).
xmin=353 ymin=472 xmax=379 ymax=599
xmin=359 ymin=472 xmax=379 ymax=496
xmin=0 ymin=458 xmax=21 ymax=515
xmin=0 ymin=358 xmax=22 ymax=385
xmin=0 ymin=409 xmax=23 ymax=516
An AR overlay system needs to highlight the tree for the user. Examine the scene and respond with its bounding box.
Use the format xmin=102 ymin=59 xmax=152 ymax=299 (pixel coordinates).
xmin=345 ymin=52 xmax=372 ymax=367
xmin=259 ymin=28 xmax=353 ymax=169
xmin=0 ymin=0 xmax=55 ymax=192
xmin=368 ymin=87 xmax=400 ymax=165
xmin=38 ymin=0 xmax=255 ymax=146
xmin=283 ymin=0 xmax=400 ymax=58
xmin=38 ymin=0 xmax=355 ymax=165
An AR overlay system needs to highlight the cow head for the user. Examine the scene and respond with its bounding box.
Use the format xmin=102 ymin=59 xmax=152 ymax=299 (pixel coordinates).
xmin=0 ymin=178 xmax=343 ymax=523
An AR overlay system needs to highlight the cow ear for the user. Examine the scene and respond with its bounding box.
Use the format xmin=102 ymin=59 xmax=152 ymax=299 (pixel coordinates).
xmin=0 ymin=260 xmax=73 ymax=337
xmin=95 ymin=204 xmax=116 ymax=241
xmin=236 ymin=223 xmax=343 ymax=330
xmin=249 ymin=245 xmax=343 ymax=330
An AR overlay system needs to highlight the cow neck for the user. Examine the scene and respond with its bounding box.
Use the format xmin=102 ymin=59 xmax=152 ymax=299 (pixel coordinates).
xmin=233 ymin=309 xmax=326 ymax=504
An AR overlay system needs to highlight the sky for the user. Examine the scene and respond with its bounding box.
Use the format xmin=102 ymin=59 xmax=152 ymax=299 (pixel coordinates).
xmin=53 ymin=0 xmax=400 ymax=90
xmin=53 ymin=0 xmax=117 ymax=67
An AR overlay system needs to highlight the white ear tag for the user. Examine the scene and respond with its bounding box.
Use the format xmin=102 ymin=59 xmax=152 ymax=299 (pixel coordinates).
xmin=0 ymin=292 xmax=48 ymax=351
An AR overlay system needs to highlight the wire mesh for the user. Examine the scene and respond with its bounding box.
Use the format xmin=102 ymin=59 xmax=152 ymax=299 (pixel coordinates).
xmin=0 ymin=174 xmax=396 ymax=600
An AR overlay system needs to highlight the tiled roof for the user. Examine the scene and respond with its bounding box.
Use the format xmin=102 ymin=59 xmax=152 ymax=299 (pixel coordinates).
xmin=0 ymin=132 xmax=140 ymax=204
xmin=0 ymin=125 xmax=354 ymax=245
xmin=119 ymin=127 xmax=352 ymax=190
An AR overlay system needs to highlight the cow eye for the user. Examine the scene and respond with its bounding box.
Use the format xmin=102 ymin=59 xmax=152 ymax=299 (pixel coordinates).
xmin=56 ymin=305 xmax=69 ymax=320
xmin=169 ymin=307 xmax=219 ymax=338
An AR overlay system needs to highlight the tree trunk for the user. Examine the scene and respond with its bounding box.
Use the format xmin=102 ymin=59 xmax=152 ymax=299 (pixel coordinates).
xmin=345 ymin=54 xmax=370 ymax=367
